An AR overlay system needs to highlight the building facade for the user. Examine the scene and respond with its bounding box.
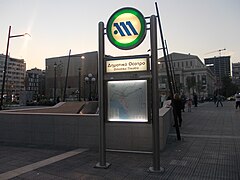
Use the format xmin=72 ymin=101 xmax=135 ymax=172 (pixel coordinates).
xmin=158 ymin=52 xmax=215 ymax=98
xmin=25 ymin=68 xmax=45 ymax=100
xmin=204 ymin=56 xmax=231 ymax=78
xmin=45 ymin=51 xmax=98 ymax=101
xmin=232 ymin=62 xmax=240 ymax=88
xmin=0 ymin=54 xmax=26 ymax=102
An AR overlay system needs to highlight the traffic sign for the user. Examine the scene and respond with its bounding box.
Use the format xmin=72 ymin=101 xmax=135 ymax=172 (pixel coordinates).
xmin=107 ymin=7 xmax=146 ymax=50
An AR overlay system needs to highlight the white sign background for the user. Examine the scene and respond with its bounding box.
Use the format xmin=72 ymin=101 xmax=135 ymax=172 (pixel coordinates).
xmin=106 ymin=58 xmax=147 ymax=73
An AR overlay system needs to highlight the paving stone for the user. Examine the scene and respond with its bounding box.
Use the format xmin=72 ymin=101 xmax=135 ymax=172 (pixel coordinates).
xmin=1 ymin=101 xmax=240 ymax=179
xmin=192 ymin=163 xmax=217 ymax=179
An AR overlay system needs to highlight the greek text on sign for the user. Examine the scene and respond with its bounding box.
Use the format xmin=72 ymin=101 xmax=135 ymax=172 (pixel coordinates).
xmin=106 ymin=58 xmax=147 ymax=73
xmin=107 ymin=7 xmax=146 ymax=50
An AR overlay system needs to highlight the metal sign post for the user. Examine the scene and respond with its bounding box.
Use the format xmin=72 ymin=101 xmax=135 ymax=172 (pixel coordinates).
xmin=148 ymin=15 xmax=164 ymax=173
xmin=96 ymin=7 xmax=164 ymax=172
xmin=95 ymin=22 xmax=111 ymax=169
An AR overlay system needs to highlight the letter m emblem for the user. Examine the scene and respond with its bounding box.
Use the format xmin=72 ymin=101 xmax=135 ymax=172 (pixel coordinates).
xmin=113 ymin=21 xmax=138 ymax=37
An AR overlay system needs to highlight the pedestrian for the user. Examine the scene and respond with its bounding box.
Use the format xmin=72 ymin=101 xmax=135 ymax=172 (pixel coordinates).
xmin=57 ymin=96 xmax=60 ymax=103
xmin=216 ymin=94 xmax=223 ymax=107
xmin=235 ymin=92 xmax=240 ymax=109
xmin=213 ymin=95 xmax=217 ymax=104
xmin=193 ymin=94 xmax=198 ymax=107
xmin=181 ymin=93 xmax=186 ymax=112
xmin=187 ymin=98 xmax=192 ymax=112
xmin=171 ymin=93 xmax=183 ymax=127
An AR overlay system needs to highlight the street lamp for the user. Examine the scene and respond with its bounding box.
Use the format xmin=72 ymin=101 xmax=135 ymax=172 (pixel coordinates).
xmin=78 ymin=55 xmax=85 ymax=101
xmin=78 ymin=67 xmax=81 ymax=101
xmin=53 ymin=62 xmax=57 ymax=104
xmin=62 ymin=54 xmax=85 ymax=102
xmin=0 ymin=26 xmax=30 ymax=110
xmin=191 ymin=72 xmax=195 ymax=96
xmin=84 ymin=73 xmax=96 ymax=101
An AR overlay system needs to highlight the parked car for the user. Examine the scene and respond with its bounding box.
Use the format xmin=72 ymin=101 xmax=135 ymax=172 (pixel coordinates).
xmin=227 ymin=96 xmax=235 ymax=101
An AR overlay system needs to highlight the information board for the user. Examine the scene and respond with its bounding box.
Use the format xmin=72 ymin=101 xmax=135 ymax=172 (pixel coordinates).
xmin=107 ymin=80 xmax=148 ymax=122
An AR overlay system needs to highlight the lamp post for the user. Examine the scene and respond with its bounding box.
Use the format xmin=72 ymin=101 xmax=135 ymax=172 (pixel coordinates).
xmin=191 ymin=72 xmax=195 ymax=96
xmin=62 ymin=54 xmax=85 ymax=102
xmin=53 ymin=62 xmax=57 ymax=104
xmin=78 ymin=67 xmax=81 ymax=101
xmin=63 ymin=49 xmax=71 ymax=102
xmin=78 ymin=55 xmax=85 ymax=101
xmin=84 ymin=73 xmax=96 ymax=101
xmin=0 ymin=26 xmax=30 ymax=110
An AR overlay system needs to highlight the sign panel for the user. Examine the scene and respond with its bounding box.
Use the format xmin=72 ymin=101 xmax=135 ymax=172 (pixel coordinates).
xmin=106 ymin=58 xmax=147 ymax=73
xmin=107 ymin=7 xmax=146 ymax=50
xmin=107 ymin=80 xmax=148 ymax=122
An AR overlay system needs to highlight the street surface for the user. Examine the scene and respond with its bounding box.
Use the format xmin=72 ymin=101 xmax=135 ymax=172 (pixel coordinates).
xmin=0 ymin=101 xmax=239 ymax=179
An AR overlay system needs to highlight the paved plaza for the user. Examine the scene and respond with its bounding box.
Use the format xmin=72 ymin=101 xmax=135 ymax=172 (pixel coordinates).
xmin=0 ymin=101 xmax=240 ymax=179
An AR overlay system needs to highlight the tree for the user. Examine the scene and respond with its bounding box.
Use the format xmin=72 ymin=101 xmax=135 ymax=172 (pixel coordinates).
xmin=220 ymin=76 xmax=238 ymax=97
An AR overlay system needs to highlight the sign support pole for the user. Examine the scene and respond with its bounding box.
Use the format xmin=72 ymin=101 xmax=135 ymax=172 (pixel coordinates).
xmin=149 ymin=15 xmax=164 ymax=173
xmin=95 ymin=22 xmax=110 ymax=169
xmin=165 ymin=40 xmax=177 ymax=93
xmin=155 ymin=2 xmax=181 ymax=141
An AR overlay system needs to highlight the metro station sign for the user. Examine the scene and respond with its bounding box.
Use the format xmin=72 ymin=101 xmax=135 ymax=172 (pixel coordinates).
xmin=106 ymin=58 xmax=147 ymax=73
xmin=107 ymin=7 xmax=146 ymax=50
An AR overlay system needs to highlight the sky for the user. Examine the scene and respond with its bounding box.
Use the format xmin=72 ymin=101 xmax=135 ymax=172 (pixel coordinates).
xmin=0 ymin=0 xmax=239 ymax=70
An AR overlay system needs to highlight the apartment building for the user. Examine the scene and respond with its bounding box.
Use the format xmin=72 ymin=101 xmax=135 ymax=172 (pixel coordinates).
xmin=0 ymin=54 xmax=26 ymax=102
xmin=25 ymin=67 xmax=45 ymax=99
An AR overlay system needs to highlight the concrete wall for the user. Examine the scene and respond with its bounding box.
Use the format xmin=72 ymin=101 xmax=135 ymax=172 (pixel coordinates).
xmin=0 ymin=107 xmax=172 ymax=151
xmin=0 ymin=113 xmax=98 ymax=148
xmin=106 ymin=107 xmax=172 ymax=151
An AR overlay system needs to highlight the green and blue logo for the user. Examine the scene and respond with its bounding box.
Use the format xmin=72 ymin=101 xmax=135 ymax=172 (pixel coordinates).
xmin=107 ymin=7 xmax=146 ymax=50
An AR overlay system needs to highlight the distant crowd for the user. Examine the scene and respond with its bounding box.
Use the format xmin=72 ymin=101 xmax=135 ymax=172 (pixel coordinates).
xmin=160 ymin=90 xmax=240 ymax=128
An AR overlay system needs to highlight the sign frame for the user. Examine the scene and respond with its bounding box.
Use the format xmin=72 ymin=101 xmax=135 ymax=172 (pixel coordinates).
xmin=106 ymin=7 xmax=147 ymax=50
xmin=106 ymin=79 xmax=151 ymax=124
xmin=97 ymin=7 xmax=163 ymax=171
xmin=105 ymin=54 xmax=150 ymax=74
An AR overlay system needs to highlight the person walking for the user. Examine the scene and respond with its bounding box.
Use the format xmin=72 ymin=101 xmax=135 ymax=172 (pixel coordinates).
xmin=187 ymin=98 xmax=192 ymax=112
xmin=181 ymin=93 xmax=186 ymax=112
xmin=193 ymin=94 xmax=198 ymax=107
xmin=216 ymin=94 xmax=223 ymax=107
xmin=235 ymin=92 xmax=240 ymax=109
xmin=171 ymin=93 xmax=183 ymax=127
xmin=213 ymin=95 xmax=217 ymax=104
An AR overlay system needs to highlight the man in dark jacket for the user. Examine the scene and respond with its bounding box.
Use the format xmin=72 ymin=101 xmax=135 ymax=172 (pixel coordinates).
xmin=172 ymin=93 xmax=183 ymax=127
xmin=193 ymin=94 xmax=198 ymax=107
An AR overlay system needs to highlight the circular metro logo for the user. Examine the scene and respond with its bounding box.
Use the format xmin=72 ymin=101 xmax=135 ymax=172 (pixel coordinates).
xmin=107 ymin=7 xmax=146 ymax=50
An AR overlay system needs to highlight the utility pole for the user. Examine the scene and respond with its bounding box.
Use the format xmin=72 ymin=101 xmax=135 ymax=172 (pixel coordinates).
xmin=63 ymin=49 xmax=71 ymax=102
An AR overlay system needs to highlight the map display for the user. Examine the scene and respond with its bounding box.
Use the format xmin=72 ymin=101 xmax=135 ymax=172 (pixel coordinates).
xmin=107 ymin=80 xmax=148 ymax=122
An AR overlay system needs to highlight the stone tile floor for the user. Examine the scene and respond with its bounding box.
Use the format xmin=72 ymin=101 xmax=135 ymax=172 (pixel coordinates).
xmin=0 ymin=101 xmax=239 ymax=179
